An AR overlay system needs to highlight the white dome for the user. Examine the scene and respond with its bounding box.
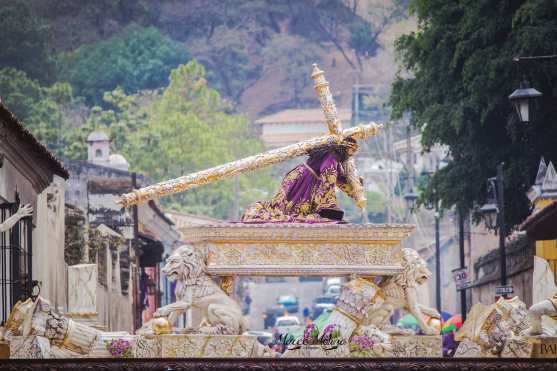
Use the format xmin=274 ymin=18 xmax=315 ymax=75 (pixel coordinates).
xmin=87 ymin=130 xmax=110 ymax=142
xmin=108 ymin=153 xmax=129 ymax=171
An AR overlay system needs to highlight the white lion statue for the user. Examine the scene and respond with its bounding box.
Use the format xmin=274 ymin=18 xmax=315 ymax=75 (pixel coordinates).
xmin=139 ymin=245 xmax=247 ymax=335
xmin=525 ymin=293 xmax=557 ymax=336
xmin=363 ymin=248 xmax=440 ymax=335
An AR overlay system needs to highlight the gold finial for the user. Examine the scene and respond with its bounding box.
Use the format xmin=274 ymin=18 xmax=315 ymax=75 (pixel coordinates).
xmin=311 ymin=63 xmax=342 ymax=136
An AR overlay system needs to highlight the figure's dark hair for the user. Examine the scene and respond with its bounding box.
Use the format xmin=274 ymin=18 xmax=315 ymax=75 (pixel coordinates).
xmin=307 ymin=137 xmax=357 ymax=163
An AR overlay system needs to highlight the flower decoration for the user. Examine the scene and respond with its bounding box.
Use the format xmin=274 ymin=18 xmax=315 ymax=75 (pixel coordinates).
xmin=321 ymin=324 xmax=341 ymax=341
xmin=303 ymin=323 xmax=320 ymax=343
xmin=105 ymin=338 xmax=132 ymax=358
xmin=350 ymin=334 xmax=376 ymax=357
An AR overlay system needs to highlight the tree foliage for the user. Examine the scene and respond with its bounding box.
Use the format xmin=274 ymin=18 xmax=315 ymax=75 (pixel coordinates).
xmin=191 ymin=28 xmax=262 ymax=104
xmin=0 ymin=1 xmax=55 ymax=82
xmin=0 ymin=68 xmax=73 ymax=156
xmin=59 ymin=25 xmax=190 ymax=105
xmin=390 ymin=0 xmax=557 ymax=230
xmin=124 ymin=61 xmax=276 ymax=219
xmin=262 ymin=34 xmax=323 ymax=105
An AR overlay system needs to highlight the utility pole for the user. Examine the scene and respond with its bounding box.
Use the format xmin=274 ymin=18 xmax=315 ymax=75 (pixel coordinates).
xmin=384 ymin=123 xmax=393 ymax=223
xmin=497 ymin=163 xmax=507 ymax=286
xmin=405 ymin=123 xmax=414 ymax=222
xmin=435 ymin=198 xmax=441 ymax=313
xmin=458 ymin=208 xmax=467 ymax=321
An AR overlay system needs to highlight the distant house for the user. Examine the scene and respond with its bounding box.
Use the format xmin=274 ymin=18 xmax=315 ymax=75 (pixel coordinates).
xmin=254 ymin=108 xmax=352 ymax=148
xmin=392 ymin=133 xmax=448 ymax=175
xmin=0 ymin=102 xmax=69 ymax=321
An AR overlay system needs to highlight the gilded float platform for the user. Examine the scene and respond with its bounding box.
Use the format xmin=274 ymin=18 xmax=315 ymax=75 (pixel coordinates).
xmin=181 ymin=223 xmax=414 ymax=277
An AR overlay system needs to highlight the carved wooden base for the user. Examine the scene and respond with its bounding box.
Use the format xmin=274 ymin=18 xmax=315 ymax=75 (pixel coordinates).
xmin=1 ymin=358 xmax=557 ymax=370
xmin=528 ymin=336 xmax=557 ymax=358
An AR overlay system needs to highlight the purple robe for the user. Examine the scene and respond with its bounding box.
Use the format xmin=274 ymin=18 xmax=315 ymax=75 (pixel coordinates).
xmin=242 ymin=152 xmax=350 ymax=223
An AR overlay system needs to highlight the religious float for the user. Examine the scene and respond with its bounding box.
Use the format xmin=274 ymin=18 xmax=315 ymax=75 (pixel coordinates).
xmin=1 ymin=65 xmax=557 ymax=370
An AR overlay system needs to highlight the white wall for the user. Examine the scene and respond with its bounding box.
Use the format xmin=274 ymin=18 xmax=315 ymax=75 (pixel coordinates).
xmin=33 ymin=175 xmax=67 ymax=312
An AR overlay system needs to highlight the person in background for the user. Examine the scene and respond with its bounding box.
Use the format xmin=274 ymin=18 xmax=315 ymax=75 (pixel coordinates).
xmin=442 ymin=331 xmax=458 ymax=357
xmin=303 ymin=307 xmax=310 ymax=324
xmin=243 ymin=293 xmax=252 ymax=315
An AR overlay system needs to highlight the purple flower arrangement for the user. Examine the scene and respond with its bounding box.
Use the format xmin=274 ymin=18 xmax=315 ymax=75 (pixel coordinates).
xmin=302 ymin=323 xmax=320 ymax=343
xmin=350 ymin=334 xmax=376 ymax=356
xmin=105 ymin=338 xmax=132 ymax=358
xmin=321 ymin=324 xmax=341 ymax=341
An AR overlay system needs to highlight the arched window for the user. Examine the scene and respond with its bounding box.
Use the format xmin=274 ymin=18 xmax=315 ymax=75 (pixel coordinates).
xmin=95 ymin=148 xmax=103 ymax=158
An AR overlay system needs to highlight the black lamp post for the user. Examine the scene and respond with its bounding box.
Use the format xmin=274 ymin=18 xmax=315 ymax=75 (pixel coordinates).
xmin=403 ymin=188 xmax=418 ymax=218
xmin=508 ymin=80 xmax=542 ymax=124
xmin=479 ymin=162 xmax=507 ymax=287
xmin=424 ymin=187 xmax=441 ymax=313
xmin=508 ymin=54 xmax=557 ymax=124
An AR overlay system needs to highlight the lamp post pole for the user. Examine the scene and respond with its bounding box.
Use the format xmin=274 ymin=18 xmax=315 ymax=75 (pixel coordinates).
xmin=458 ymin=208 xmax=467 ymax=320
xmin=435 ymin=201 xmax=441 ymax=313
xmin=496 ymin=162 xmax=507 ymax=286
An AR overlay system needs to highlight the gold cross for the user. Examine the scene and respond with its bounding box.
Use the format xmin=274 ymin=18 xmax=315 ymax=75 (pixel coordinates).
xmin=311 ymin=64 xmax=343 ymax=136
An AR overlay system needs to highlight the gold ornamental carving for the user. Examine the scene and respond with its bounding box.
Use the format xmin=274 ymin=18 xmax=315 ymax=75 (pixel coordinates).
xmin=311 ymin=63 xmax=342 ymax=135
xmin=219 ymin=276 xmax=234 ymax=296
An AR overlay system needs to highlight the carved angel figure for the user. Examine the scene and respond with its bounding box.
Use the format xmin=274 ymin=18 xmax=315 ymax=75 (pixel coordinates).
xmin=241 ymin=137 xmax=365 ymax=223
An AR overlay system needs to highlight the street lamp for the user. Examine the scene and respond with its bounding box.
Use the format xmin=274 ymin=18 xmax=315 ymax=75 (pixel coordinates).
xmin=479 ymin=176 xmax=498 ymax=230
xmin=479 ymin=201 xmax=498 ymax=230
xmin=508 ymin=80 xmax=542 ymax=124
xmin=479 ymin=163 xmax=507 ymax=287
xmin=509 ymin=54 xmax=557 ymax=124
xmin=403 ymin=188 xmax=418 ymax=213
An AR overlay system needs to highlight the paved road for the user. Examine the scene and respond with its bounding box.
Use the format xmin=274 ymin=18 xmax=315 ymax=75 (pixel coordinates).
xmin=243 ymin=277 xmax=325 ymax=330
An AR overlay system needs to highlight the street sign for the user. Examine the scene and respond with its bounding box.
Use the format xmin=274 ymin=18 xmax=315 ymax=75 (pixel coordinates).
xmin=451 ymin=267 xmax=471 ymax=290
xmin=495 ymin=285 xmax=514 ymax=296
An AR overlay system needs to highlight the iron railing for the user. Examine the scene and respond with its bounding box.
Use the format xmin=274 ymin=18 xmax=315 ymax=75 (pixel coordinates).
xmin=0 ymin=200 xmax=33 ymax=324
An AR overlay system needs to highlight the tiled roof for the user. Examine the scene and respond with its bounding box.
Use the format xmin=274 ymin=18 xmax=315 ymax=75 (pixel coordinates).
xmin=255 ymin=108 xmax=352 ymax=125
xmin=520 ymin=199 xmax=557 ymax=240
xmin=0 ymin=102 xmax=69 ymax=179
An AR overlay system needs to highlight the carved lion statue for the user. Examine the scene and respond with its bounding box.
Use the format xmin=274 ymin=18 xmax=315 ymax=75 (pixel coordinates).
xmin=139 ymin=245 xmax=248 ymax=335
xmin=525 ymin=292 xmax=557 ymax=336
xmin=363 ymin=248 xmax=440 ymax=335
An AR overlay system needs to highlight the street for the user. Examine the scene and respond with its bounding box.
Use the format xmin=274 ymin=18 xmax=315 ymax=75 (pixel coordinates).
xmin=244 ymin=277 xmax=325 ymax=330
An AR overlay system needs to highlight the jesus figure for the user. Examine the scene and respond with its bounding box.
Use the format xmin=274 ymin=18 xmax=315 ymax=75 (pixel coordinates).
xmin=241 ymin=136 xmax=365 ymax=223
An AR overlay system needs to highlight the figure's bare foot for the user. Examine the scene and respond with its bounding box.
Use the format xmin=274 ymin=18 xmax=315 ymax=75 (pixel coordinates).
xmin=381 ymin=325 xmax=415 ymax=335
xmin=179 ymin=327 xmax=199 ymax=334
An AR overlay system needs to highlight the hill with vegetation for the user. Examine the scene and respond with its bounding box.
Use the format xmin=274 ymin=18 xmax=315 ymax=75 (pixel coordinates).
xmin=0 ymin=0 xmax=412 ymax=218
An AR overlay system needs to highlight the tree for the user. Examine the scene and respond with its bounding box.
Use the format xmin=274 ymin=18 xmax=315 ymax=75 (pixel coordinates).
xmin=191 ymin=28 xmax=262 ymax=104
xmin=349 ymin=22 xmax=380 ymax=57
xmin=390 ymin=0 xmax=557 ymax=230
xmin=59 ymin=25 xmax=190 ymax=105
xmin=0 ymin=68 xmax=73 ymax=156
xmin=262 ymin=34 xmax=323 ymax=106
xmin=0 ymin=1 xmax=55 ymax=82
xmin=127 ymin=61 xmax=275 ymax=219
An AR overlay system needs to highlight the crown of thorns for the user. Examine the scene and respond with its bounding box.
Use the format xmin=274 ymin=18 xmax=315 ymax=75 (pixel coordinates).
xmin=339 ymin=138 xmax=358 ymax=149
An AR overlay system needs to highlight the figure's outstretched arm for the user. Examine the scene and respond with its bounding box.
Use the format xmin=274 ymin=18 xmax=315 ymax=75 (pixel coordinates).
xmin=0 ymin=204 xmax=33 ymax=233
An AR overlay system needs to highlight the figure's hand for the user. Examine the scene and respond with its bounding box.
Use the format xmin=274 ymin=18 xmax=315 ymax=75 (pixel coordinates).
xmin=356 ymin=198 xmax=367 ymax=209
xmin=16 ymin=204 xmax=33 ymax=218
